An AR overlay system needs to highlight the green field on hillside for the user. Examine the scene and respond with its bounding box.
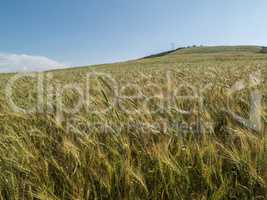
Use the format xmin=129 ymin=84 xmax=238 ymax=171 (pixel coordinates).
xmin=0 ymin=46 xmax=267 ymax=199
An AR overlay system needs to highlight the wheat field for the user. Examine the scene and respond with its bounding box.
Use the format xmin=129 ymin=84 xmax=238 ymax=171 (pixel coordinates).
xmin=0 ymin=46 xmax=267 ymax=199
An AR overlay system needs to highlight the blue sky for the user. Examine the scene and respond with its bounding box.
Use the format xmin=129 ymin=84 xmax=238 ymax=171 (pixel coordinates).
xmin=1 ymin=0 xmax=267 ymax=72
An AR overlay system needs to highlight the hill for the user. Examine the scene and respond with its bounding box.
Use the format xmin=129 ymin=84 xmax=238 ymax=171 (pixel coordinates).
xmin=0 ymin=46 xmax=267 ymax=199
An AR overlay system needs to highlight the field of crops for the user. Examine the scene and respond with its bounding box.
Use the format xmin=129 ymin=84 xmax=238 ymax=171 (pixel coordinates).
xmin=0 ymin=46 xmax=267 ymax=199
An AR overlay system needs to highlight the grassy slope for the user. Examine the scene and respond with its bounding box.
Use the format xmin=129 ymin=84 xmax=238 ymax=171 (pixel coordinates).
xmin=0 ymin=46 xmax=267 ymax=199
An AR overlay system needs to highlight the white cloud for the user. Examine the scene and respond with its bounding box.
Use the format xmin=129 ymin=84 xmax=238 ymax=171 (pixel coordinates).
xmin=0 ymin=53 xmax=66 ymax=73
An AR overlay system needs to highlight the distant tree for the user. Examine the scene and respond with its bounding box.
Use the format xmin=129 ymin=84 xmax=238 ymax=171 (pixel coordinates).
xmin=260 ymin=46 xmax=267 ymax=53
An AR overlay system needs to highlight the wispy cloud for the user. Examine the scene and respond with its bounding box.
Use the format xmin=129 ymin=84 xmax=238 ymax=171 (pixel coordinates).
xmin=0 ymin=53 xmax=66 ymax=73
